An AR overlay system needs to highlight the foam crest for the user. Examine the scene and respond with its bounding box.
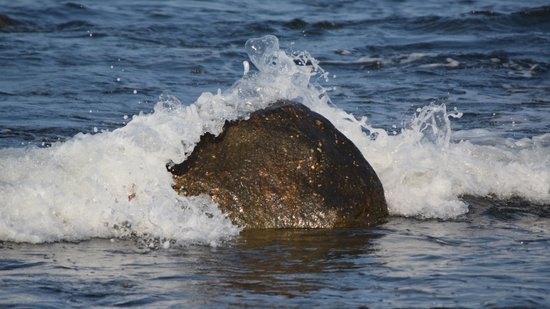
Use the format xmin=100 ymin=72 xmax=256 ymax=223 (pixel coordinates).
xmin=0 ymin=124 xmax=238 ymax=245
xmin=356 ymin=105 xmax=550 ymax=218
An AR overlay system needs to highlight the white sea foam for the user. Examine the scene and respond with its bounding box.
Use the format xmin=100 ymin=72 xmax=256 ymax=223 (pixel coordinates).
xmin=0 ymin=35 xmax=549 ymax=244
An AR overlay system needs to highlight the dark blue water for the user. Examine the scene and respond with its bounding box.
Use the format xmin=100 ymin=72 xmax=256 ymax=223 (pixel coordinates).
xmin=1 ymin=0 xmax=550 ymax=307
xmin=2 ymin=1 xmax=549 ymax=147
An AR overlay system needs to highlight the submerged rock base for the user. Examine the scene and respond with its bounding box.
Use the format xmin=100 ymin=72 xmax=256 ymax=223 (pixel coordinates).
xmin=169 ymin=100 xmax=388 ymax=228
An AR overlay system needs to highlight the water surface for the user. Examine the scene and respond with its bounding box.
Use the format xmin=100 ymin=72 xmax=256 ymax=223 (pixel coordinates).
xmin=1 ymin=0 xmax=549 ymax=307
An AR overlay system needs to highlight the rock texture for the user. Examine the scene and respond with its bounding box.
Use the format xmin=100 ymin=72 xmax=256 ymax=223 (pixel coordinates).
xmin=169 ymin=100 xmax=388 ymax=228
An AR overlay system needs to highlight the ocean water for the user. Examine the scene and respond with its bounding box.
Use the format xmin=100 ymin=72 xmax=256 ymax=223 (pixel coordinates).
xmin=1 ymin=0 xmax=549 ymax=307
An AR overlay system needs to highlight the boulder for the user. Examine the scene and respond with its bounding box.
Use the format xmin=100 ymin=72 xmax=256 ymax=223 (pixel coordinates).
xmin=169 ymin=100 xmax=388 ymax=228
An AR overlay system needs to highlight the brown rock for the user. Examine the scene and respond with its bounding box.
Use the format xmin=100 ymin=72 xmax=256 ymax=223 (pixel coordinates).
xmin=169 ymin=100 xmax=388 ymax=228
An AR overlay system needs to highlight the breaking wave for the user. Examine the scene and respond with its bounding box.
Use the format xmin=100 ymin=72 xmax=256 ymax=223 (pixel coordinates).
xmin=0 ymin=35 xmax=548 ymax=245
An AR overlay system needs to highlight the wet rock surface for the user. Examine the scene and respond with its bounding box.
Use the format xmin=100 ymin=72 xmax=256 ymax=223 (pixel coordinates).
xmin=169 ymin=100 xmax=388 ymax=228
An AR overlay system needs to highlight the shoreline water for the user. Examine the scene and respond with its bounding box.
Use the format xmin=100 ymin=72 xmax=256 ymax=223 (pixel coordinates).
xmin=2 ymin=204 xmax=549 ymax=308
